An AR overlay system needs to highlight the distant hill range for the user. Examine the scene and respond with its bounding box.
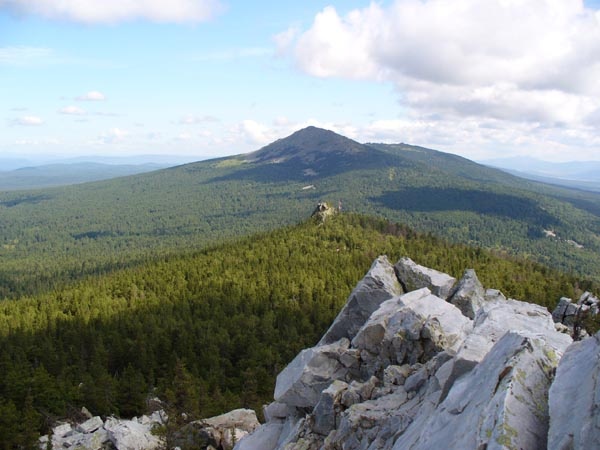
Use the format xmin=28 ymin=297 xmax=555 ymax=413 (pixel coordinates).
xmin=2 ymin=126 xmax=600 ymax=298
xmin=0 ymin=162 xmax=169 ymax=190
xmin=482 ymin=156 xmax=600 ymax=192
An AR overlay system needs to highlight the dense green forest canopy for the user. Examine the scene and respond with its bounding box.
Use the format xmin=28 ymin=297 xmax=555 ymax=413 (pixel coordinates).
xmin=0 ymin=213 xmax=595 ymax=447
xmin=1 ymin=127 xmax=600 ymax=299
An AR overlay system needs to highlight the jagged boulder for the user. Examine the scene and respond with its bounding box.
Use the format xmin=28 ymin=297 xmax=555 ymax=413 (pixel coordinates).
xmin=234 ymin=415 xmax=304 ymax=450
xmin=311 ymin=202 xmax=335 ymax=222
xmin=174 ymin=409 xmax=260 ymax=449
xmin=352 ymin=288 xmax=471 ymax=377
xmin=40 ymin=425 xmax=109 ymax=450
xmin=448 ymin=268 xmax=485 ymax=319
xmin=552 ymin=296 xmax=579 ymax=326
xmin=552 ymin=292 xmax=600 ymax=338
xmin=319 ymin=255 xmax=402 ymax=345
xmin=104 ymin=417 xmax=163 ymax=450
xmin=474 ymin=293 xmax=571 ymax=352
xmin=548 ymin=331 xmax=600 ymax=449
xmin=393 ymin=332 xmax=560 ymax=450
xmin=312 ymin=380 xmax=348 ymax=435
xmin=274 ymin=339 xmax=350 ymax=408
xmin=76 ymin=416 xmax=104 ymax=434
xmin=394 ymin=257 xmax=456 ymax=298
xmin=40 ymin=411 xmax=167 ymax=450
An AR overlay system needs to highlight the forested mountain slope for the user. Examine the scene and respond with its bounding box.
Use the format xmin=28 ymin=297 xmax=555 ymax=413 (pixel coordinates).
xmin=1 ymin=126 xmax=600 ymax=298
xmin=0 ymin=214 xmax=594 ymax=446
xmin=0 ymin=162 xmax=167 ymax=190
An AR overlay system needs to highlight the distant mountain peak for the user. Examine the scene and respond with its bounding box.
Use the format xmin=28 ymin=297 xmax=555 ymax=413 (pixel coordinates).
xmin=247 ymin=127 xmax=369 ymax=165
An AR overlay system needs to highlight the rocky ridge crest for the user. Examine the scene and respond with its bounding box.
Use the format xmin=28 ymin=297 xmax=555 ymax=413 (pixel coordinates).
xmin=235 ymin=256 xmax=600 ymax=450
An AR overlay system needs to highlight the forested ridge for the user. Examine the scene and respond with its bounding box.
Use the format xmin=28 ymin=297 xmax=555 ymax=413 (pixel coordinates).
xmin=0 ymin=213 xmax=595 ymax=447
xmin=1 ymin=128 xmax=600 ymax=301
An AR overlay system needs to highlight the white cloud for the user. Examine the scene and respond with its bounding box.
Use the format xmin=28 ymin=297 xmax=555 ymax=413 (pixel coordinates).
xmin=273 ymin=26 xmax=299 ymax=56
xmin=1 ymin=0 xmax=224 ymax=24
xmin=179 ymin=115 xmax=219 ymax=124
xmin=11 ymin=115 xmax=44 ymax=126
xmin=0 ymin=46 xmax=54 ymax=66
xmin=283 ymin=0 xmax=600 ymax=156
xmin=15 ymin=137 xmax=60 ymax=145
xmin=59 ymin=105 xmax=86 ymax=115
xmin=239 ymin=120 xmax=274 ymax=145
xmin=76 ymin=91 xmax=106 ymax=101
xmin=96 ymin=128 xmax=128 ymax=144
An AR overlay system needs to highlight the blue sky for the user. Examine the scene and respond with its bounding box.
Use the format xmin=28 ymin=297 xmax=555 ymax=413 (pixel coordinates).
xmin=2 ymin=0 xmax=600 ymax=163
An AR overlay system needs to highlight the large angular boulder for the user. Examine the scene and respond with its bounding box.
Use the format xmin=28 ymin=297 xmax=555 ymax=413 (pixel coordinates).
xmin=175 ymin=409 xmax=261 ymax=450
xmin=234 ymin=415 xmax=304 ymax=450
xmin=552 ymin=297 xmax=579 ymax=327
xmin=474 ymin=294 xmax=572 ymax=353
xmin=233 ymin=421 xmax=285 ymax=450
xmin=319 ymin=256 xmax=402 ymax=345
xmin=41 ymin=427 xmax=109 ymax=450
xmin=438 ymin=292 xmax=572 ymax=401
xmin=352 ymin=288 xmax=471 ymax=376
xmin=448 ymin=268 xmax=485 ymax=319
xmin=76 ymin=416 xmax=104 ymax=434
xmin=274 ymin=339 xmax=349 ymax=408
xmin=39 ymin=412 xmax=166 ymax=450
xmin=312 ymin=380 xmax=348 ymax=436
xmin=393 ymin=332 xmax=560 ymax=450
xmin=548 ymin=331 xmax=600 ymax=450
xmin=394 ymin=257 xmax=456 ymax=299
xmin=104 ymin=417 xmax=163 ymax=450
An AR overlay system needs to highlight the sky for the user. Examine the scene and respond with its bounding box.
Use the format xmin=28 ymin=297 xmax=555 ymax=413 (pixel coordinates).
xmin=2 ymin=0 xmax=600 ymax=163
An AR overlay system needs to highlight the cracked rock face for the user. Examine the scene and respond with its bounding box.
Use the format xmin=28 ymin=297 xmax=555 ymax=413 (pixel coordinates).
xmin=274 ymin=339 xmax=350 ymax=408
xmin=393 ymin=332 xmax=559 ymax=450
xmin=235 ymin=256 xmax=600 ymax=450
xmin=448 ymin=268 xmax=486 ymax=319
xmin=394 ymin=257 xmax=456 ymax=299
xmin=40 ymin=411 xmax=166 ymax=450
xmin=351 ymin=288 xmax=471 ymax=377
xmin=319 ymin=256 xmax=403 ymax=346
xmin=548 ymin=331 xmax=600 ymax=450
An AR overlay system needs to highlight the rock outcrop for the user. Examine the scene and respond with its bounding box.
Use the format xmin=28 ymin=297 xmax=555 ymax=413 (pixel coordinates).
xmin=172 ymin=409 xmax=260 ymax=449
xmin=39 ymin=411 xmax=165 ymax=450
xmin=40 ymin=408 xmax=258 ymax=450
xmin=318 ymin=256 xmax=402 ymax=345
xmin=447 ymin=268 xmax=485 ymax=319
xmin=311 ymin=202 xmax=335 ymax=222
xmin=552 ymin=291 xmax=599 ymax=338
xmin=548 ymin=332 xmax=600 ymax=449
xmin=234 ymin=255 xmax=600 ymax=450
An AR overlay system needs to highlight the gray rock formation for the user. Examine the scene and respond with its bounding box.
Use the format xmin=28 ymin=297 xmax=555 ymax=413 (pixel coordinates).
xmin=393 ymin=332 xmax=561 ymax=450
xmin=274 ymin=339 xmax=351 ymax=408
xmin=351 ymin=288 xmax=471 ymax=377
xmin=448 ymin=268 xmax=485 ymax=318
xmin=319 ymin=255 xmax=402 ymax=345
xmin=234 ymin=256 xmax=589 ymax=450
xmin=394 ymin=256 xmax=456 ymax=298
xmin=548 ymin=331 xmax=600 ymax=450
xmin=551 ymin=291 xmax=600 ymax=338
xmin=311 ymin=202 xmax=335 ymax=222
xmin=104 ymin=417 xmax=163 ymax=450
xmin=173 ymin=409 xmax=260 ymax=449
xmin=39 ymin=411 xmax=165 ymax=450
xmin=40 ymin=408 xmax=257 ymax=450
